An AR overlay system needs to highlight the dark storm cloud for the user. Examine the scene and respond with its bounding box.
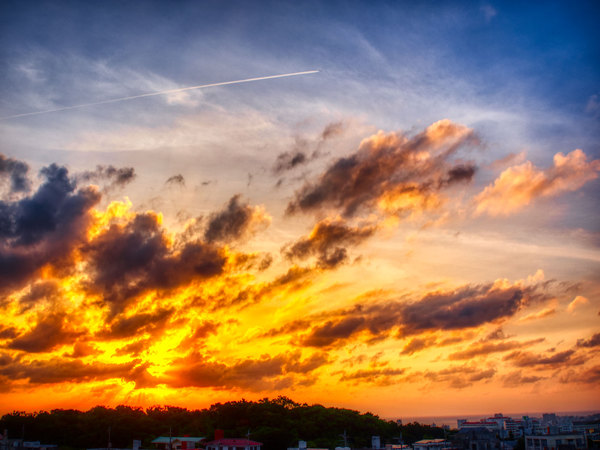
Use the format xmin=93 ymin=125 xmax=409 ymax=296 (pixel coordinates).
xmin=204 ymin=195 xmax=266 ymax=243
xmin=166 ymin=174 xmax=186 ymax=186
xmin=8 ymin=312 xmax=83 ymax=353
xmin=286 ymin=120 xmax=477 ymax=217
xmin=165 ymin=350 xmax=328 ymax=390
xmin=284 ymin=220 xmax=376 ymax=268
xmin=83 ymin=212 xmax=226 ymax=314
xmin=0 ymin=154 xmax=30 ymax=194
xmin=98 ymin=308 xmax=174 ymax=339
xmin=79 ymin=165 xmax=136 ymax=189
xmin=0 ymin=163 xmax=101 ymax=293
xmin=275 ymin=283 xmax=546 ymax=348
xmin=577 ymin=332 xmax=600 ymax=348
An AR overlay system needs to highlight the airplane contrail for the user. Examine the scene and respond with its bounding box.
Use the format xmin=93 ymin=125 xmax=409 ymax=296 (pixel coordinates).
xmin=0 ymin=70 xmax=319 ymax=120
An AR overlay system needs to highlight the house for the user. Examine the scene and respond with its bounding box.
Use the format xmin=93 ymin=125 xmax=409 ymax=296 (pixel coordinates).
xmin=412 ymin=439 xmax=452 ymax=450
xmin=151 ymin=437 xmax=204 ymax=450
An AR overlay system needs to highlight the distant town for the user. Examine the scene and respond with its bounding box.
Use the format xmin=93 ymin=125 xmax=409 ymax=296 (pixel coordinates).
xmin=0 ymin=399 xmax=598 ymax=450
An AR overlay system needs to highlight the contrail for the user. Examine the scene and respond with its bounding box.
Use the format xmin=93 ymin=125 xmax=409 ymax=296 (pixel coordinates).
xmin=0 ymin=70 xmax=319 ymax=120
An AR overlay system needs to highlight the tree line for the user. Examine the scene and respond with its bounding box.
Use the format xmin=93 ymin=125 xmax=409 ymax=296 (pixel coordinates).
xmin=0 ymin=396 xmax=447 ymax=450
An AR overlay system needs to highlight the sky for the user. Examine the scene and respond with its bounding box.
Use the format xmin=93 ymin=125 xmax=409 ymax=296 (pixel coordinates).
xmin=0 ymin=0 xmax=599 ymax=418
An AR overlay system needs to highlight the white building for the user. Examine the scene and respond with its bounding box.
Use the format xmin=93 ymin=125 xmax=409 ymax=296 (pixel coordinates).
xmin=524 ymin=434 xmax=586 ymax=450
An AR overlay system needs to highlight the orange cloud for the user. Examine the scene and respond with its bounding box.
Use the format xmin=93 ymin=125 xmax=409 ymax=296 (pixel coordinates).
xmin=287 ymin=119 xmax=477 ymax=218
xmin=567 ymin=295 xmax=589 ymax=313
xmin=475 ymin=149 xmax=600 ymax=216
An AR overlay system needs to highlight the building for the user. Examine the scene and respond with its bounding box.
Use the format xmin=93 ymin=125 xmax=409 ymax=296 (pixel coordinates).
xmin=458 ymin=421 xmax=503 ymax=434
xmin=453 ymin=427 xmax=499 ymax=450
xmin=412 ymin=439 xmax=452 ymax=450
xmin=524 ymin=434 xmax=587 ymax=450
xmin=151 ymin=437 xmax=204 ymax=450
xmin=204 ymin=439 xmax=262 ymax=450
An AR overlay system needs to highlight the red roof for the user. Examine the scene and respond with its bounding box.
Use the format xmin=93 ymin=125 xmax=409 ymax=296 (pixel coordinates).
xmin=204 ymin=439 xmax=262 ymax=447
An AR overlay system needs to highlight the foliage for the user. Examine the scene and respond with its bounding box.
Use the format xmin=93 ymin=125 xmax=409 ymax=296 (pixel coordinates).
xmin=0 ymin=397 xmax=446 ymax=450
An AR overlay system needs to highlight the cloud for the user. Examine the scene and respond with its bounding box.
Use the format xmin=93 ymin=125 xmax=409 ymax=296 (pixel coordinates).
xmin=559 ymin=365 xmax=600 ymax=384
xmin=400 ymin=336 xmax=438 ymax=355
xmin=114 ymin=339 xmax=151 ymax=357
xmin=567 ymin=295 xmax=589 ymax=313
xmin=448 ymin=338 xmax=545 ymax=360
xmin=98 ymin=308 xmax=174 ymax=339
xmin=164 ymin=351 xmax=328 ymax=391
xmin=503 ymin=349 xmax=584 ymax=369
xmin=283 ymin=219 xmax=376 ymax=268
xmin=204 ymin=195 xmax=270 ymax=244
xmin=83 ymin=212 xmax=226 ymax=314
xmin=577 ymin=333 xmax=600 ymax=348
xmin=79 ymin=165 xmax=136 ymax=189
xmin=273 ymin=149 xmax=309 ymax=174
xmin=519 ymin=306 xmax=556 ymax=321
xmin=501 ymin=370 xmax=545 ymax=387
xmin=407 ymin=364 xmax=496 ymax=389
xmin=475 ymin=149 xmax=600 ymax=216
xmin=65 ymin=341 xmax=101 ymax=358
xmin=0 ymin=355 xmax=139 ymax=385
xmin=166 ymin=174 xmax=186 ymax=186
xmin=0 ymin=154 xmax=30 ymax=194
xmin=272 ymin=121 xmax=346 ymax=175
xmin=0 ymin=163 xmax=101 ymax=293
xmin=286 ymin=120 xmax=477 ymax=218
xmin=0 ymin=326 xmax=18 ymax=340
xmin=293 ymin=281 xmax=546 ymax=348
xmin=338 ymin=367 xmax=405 ymax=385
xmin=8 ymin=311 xmax=83 ymax=353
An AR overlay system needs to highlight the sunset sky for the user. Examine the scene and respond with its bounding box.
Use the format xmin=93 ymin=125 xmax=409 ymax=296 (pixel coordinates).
xmin=1 ymin=1 xmax=599 ymax=418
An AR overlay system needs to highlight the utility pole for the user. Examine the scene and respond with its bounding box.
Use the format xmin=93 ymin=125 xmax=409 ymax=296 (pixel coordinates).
xmin=108 ymin=426 xmax=112 ymax=450
xmin=340 ymin=430 xmax=348 ymax=448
